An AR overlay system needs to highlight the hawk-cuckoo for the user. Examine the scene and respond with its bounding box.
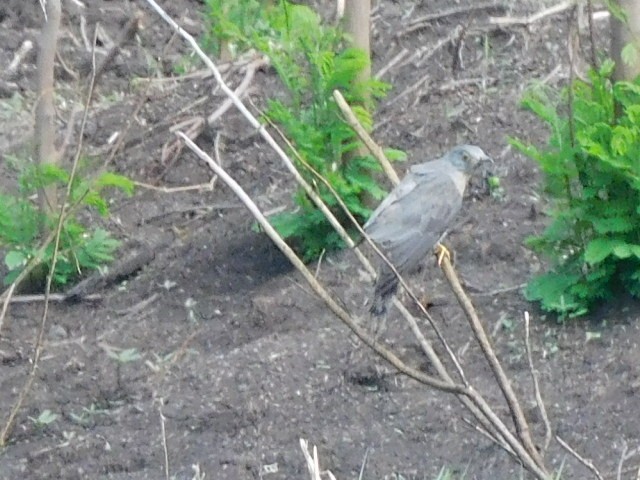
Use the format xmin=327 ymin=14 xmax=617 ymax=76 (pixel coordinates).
xmin=364 ymin=144 xmax=492 ymax=316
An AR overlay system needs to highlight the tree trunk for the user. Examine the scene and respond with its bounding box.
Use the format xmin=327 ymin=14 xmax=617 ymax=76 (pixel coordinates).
xmin=344 ymin=0 xmax=371 ymax=101
xmin=611 ymin=0 xmax=640 ymax=82
xmin=35 ymin=0 xmax=62 ymax=215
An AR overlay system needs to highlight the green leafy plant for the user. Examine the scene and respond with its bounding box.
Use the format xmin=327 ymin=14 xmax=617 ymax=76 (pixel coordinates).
xmin=28 ymin=409 xmax=59 ymax=428
xmin=0 ymin=161 xmax=134 ymax=288
xmin=107 ymin=347 xmax=142 ymax=390
xmin=203 ymin=1 xmax=404 ymax=260
xmin=202 ymin=0 xmax=271 ymax=58
xmin=512 ymin=60 xmax=640 ymax=318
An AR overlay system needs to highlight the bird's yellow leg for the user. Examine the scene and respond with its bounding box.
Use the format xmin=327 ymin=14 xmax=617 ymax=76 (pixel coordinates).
xmin=434 ymin=243 xmax=452 ymax=266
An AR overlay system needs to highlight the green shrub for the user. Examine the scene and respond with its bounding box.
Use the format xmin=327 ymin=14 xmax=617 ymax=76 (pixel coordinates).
xmin=202 ymin=0 xmax=269 ymax=58
xmin=512 ymin=60 xmax=640 ymax=318
xmin=0 ymin=161 xmax=134 ymax=288
xmin=203 ymin=0 xmax=405 ymax=260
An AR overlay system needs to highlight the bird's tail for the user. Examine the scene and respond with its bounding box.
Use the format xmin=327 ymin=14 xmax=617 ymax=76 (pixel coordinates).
xmin=369 ymin=270 xmax=398 ymax=316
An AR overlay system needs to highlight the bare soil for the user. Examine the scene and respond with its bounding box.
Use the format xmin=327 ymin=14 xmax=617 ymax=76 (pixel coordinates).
xmin=1 ymin=1 xmax=640 ymax=479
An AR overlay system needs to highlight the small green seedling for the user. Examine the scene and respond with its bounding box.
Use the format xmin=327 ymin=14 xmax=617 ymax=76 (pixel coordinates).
xmin=28 ymin=409 xmax=59 ymax=428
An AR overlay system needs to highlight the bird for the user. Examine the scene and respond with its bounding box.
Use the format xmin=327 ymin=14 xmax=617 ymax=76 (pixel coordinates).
xmin=364 ymin=144 xmax=492 ymax=316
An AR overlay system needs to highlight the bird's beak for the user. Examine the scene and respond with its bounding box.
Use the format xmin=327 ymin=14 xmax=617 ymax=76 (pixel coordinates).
xmin=482 ymin=155 xmax=494 ymax=165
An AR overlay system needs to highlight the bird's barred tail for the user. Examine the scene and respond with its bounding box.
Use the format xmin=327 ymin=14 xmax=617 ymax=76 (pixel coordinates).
xmin=369 ymin=272 xmax=398 ymax=316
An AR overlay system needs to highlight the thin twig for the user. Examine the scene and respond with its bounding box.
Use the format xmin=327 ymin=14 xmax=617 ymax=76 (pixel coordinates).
xmin=400 ymin=2 xmax=507 ymax=37
xmin=0 ymin=283 xmax=17 ymax=335
xmin=400 ymin=25 xmax=464 ymax=71
xmin=556 ymin=435 xmax=604 ymax=480
xmin=524 ymin=311 xmax=552 ymax=453
xmin=159 ymin=400 xmax=170 ymax=480
xmin=6 ymin=40 xmax=34 ymax=77
xmin=374 ymin=48 xmax=409 ymax=79
xmin=4 ymin=293 xmax=102 ymax=304
xmin=468 ymin=283 xmax=526 ymax=297
xmin=489 ymin=1 xmax=575 ymax=27
xmin=207 ymin=56 xmax=268 ymax=126
xmin=461 ymin=416 xmax=515 ymax=457
xmin=440 ymin=256 xmax=545 ymax=469
xmin=134 ymin=176 xmax=217 ymax=193
xmin=333 ymin=90 xmax=400 ymax=186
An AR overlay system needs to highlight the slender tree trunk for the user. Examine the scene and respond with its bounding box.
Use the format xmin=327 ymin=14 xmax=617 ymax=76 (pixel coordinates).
xmin=345 ymin=0 xmax=371 ymax=103
xmin=611 ymin=0 xmax=640 ymax=82
xmin=35 ymin=0 xmax=62 ymax=215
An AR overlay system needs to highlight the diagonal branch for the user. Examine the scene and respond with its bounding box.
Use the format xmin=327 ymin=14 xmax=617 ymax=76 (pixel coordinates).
xmin=439 ymin=256 xmax=545 ymax=469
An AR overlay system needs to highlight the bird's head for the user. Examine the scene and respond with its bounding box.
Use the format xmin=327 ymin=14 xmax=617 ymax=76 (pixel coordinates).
xmin=447 ymin=145 xmax=493 ymax=175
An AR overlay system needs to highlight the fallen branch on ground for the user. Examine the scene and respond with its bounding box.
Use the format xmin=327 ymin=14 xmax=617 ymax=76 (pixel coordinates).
xmin=489 ymin=1 xmax=574 ymax=27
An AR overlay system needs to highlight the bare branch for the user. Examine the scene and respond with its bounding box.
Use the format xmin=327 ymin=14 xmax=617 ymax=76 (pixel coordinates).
xmin=400 ymin=2 xmax=508 ymax=37
xmin=556 ymin=435 xmax=604 ymax=480
xmin=489 ymin=1 xmax=575 ymax=27
xmin=439 ymin=256 xmax=545 ymax=469
xmin=333 ymin=90 xmax=400 ymax=186
xmin=524 ymin=311 xmax=552 ymax=453
xmin=6 ymin=40 xmax=34 ymax=77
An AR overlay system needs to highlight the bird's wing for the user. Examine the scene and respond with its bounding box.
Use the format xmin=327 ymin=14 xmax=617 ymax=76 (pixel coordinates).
xmin=364 ymin=165 xmax=463 ymax=272
xmin=364 ymin=159 xmax=447 ymax=230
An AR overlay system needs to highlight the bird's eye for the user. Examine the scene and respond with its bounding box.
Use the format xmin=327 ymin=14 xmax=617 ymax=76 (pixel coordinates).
xmin=462 ymin=152 xmax=470 ymax=161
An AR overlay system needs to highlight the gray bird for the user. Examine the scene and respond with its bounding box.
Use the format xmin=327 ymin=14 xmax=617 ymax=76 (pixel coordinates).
xmin=364 ymin=145 xmax=492 ymax=316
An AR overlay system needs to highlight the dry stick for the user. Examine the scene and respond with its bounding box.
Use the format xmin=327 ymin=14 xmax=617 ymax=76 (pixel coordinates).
xmin=179 ymin=132 xmax=550 ymax=480
xmin=524 ymin=311 xmax=552 ymax=453
xmin=6 ymin=39 xmax=34 ymax=77
xmin=158 ymin=400 xmax=170 ymax=480
xmin=461 ymin=416 xmax=516 ymax=457
xmin=0 ymin=25 xmax=99 ymax=448
xmin=157 ymin=56 xmax=264 ymax=168
xmin=134 ymin=176 xmax=217 ymax=193
xmin=399 ymin=25 xmax=463 ymax=71
xmin=400 ymin=2 xmax=508 ymax=36
xmin=179 ymin=131 xmax=464 ymax=395
xmin=5 ymin=293 xmax=102 ymax=304
xmin=207 ymin=57 xmax=268 ymax=126
xmin=556 ymin=435 xmax=604 ymax=480
xmin=489 ymin=0 xmax=575 ymax=27
xmin=439 ymin=257 xmax=545 ymax=469
xmin=333 ymin=90 xmax=400 ymax=186
xmin=0 ymin=283 xmax=17 ymax=334
xmin=374 ymin=47 xmax=409 ymax=80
